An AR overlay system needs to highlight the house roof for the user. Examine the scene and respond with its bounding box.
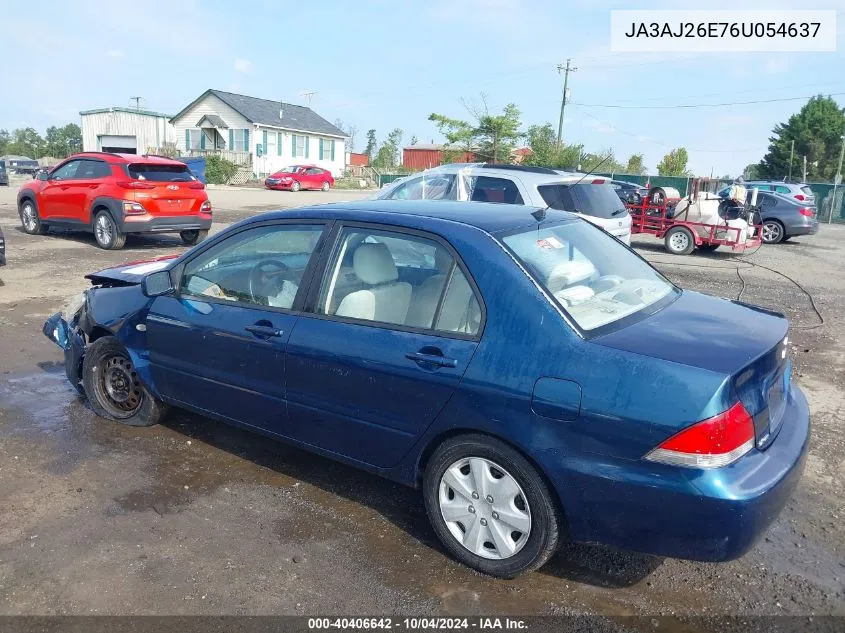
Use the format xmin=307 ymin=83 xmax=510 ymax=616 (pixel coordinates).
xmin=171 ymin=89 xmax=347 ymax=138
xmin=79 ymin=106 xmax=174 ymax=118
xmin=196 ymin=114 xmax=228 ymax=128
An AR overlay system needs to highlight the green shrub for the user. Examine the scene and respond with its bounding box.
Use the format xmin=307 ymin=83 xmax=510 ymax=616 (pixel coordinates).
xmin=205 ymin=155 xmax=239 ymax=184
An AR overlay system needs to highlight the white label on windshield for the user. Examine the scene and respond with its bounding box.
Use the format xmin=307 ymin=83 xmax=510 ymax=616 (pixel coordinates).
xmin=537 ymin=237 xmax=565 ymax=249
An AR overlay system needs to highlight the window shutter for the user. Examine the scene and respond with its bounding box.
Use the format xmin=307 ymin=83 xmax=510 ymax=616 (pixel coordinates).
xmin=262 ymin=130 xmax=268 ymax=155
xmin=200 ymin=131 xmax=206 ymax=150
xmin=277 ymin=132 xmax=282 ymax=156
xmin=229 ymin=128 xmax=234 ymax=150
xmin=318 ymin=138 xmax=324 ymax=160
xmin=330 ymin=140 xmax=335 ymax=161
xmin=292 ymin=134 xmax=296 ymax=157
xmin=185 ymin=129 xmax=190 ymax=151
xmin=305 ymin=136 xmax=310 ymax=158
xmin=243 ymin=129 xmax=250 ymax=153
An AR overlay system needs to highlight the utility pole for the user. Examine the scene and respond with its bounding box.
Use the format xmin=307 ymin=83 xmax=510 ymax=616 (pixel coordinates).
xmin=129 ymin=96 xmax=142 ymax=110
xmin=788 ymin=139 xmax=795 ymax=180
xmin=556 ymin=59 xmax=576 ymax=146
xmin=802 ymin=155 xmax=807 ymax=182
xmin=830 ymin=127 xmax=845 ymax=224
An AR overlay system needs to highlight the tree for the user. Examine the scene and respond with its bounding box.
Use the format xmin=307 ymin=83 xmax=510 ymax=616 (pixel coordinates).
xmin=430 ymin=96 xmax=522 ymax=163
xmin=428 ymin=112 xmax=477 ymax=155
xmin=742 ymin=163 xmax=760 ymax=179
xmin=757 ymin=95 xmax=845 ymax=182
xmin=657 ymin=147 xmax=691 ymax=176
xmin=0 ymin=129 xmax=10 ymax=155
xmin=334 ymin=119 xmax=357 ymax=154
xmin=44 ymin=123 xmax=82 ymax=158
xmin=523 ymin=123 xmax=585 ymax=169
xmin=5 ymin=128 xmax=45 ymax=158
xmin=409 ymin=135 xmax=418 ymax=145
xmin=372 ymin=128 xmax=403 ymax=169
xmin=625 ymin=153 xmax=647 ymax=175
xmin=363 ymin=129 xmax=377 ymax=160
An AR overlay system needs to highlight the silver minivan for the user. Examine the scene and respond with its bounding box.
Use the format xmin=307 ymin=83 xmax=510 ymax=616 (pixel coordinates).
xmin=375 ymin=164 xmax=633 ymax=244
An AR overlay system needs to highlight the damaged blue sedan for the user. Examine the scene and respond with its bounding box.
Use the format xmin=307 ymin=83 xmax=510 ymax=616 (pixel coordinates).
xmin=44 ymin=200 xmax=809 ymax=578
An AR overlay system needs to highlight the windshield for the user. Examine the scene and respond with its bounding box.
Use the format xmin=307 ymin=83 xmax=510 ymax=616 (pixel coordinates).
xmin=128 ymin=164 xmax=195 ymax=182
xmin=502 ymin=221 xmax=676 ymax=332
xmin=280 ymin=166 xmax=304 ymax=173
xmin=538 ymin=183 xmax=628 ymax=219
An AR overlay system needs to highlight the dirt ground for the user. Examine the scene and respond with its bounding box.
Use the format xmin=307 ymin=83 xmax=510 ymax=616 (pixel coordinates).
xmin=0 ymin=183 xmax=843 ymax=622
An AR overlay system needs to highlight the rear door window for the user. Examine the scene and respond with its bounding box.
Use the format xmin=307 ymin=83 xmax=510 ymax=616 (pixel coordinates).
xmin=467 ymin=176 xmax=524 ymax=204
xmin=128 ymin=163 xmax=195 ymax=182
xmin=76 ymin=160 xmax=112 ymax=179
xmin=539 ymin=184 xmax=627 ymax=219
xmin=775 ymin=185 xmax=790 ymax=194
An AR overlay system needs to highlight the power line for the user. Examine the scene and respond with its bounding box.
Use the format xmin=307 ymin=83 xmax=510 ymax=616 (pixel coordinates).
xmin=580 ymin=81 xmax=845 ymax=105
xmin=573 ymin=92 xmax=845 ymax=110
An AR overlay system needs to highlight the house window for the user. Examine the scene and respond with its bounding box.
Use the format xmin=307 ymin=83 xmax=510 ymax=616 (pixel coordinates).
xmin=293 ymin=134 xmax=306 ymax=158
xmin=231 ymin=129 xmax=249 ymax=152
xmin=188 ymin=129 xmax=203 ymax=150
xmin=266 ymin=130 xmax=276 ymax=156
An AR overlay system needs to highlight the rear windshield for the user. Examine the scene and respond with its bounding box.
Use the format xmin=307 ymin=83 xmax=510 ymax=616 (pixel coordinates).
xmin=538 ymin=183 xmax=627 ymax=219
xmin=128 ymin=164 xmax=195 ymax=182
xmin=502 ymin=221 xmax=676 ymax=332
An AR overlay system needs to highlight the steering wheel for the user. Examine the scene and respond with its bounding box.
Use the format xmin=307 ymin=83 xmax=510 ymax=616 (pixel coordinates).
xmin=248 ymin=259 xmax=290 ymax=304
xmin=591 ymin=275 xmax=625 ymax=293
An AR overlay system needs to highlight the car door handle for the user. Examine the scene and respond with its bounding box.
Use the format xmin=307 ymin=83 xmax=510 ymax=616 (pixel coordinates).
xmin=405 ymin=352 xmax=458 ymax=368
xmin=245 ymin=324 xmax=283 ymax=338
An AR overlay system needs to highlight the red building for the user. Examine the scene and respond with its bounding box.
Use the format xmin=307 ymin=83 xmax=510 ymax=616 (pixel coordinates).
xmin=402 ymin=144 xmax=476 ymax=170
xmin=349 ymin=152 xmax=369 ymax=166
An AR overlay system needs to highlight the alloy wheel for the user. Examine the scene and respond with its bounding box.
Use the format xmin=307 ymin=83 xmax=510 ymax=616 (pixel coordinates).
xmin=95 ymin=214 xmax=113 ymax=246
xmin=22 ymin=203 xmax=37 ymax=231
xmin=438 ymin=457 xmax=532 ymax=560
xmin=762 ymin=221 xmax=782 ymax=243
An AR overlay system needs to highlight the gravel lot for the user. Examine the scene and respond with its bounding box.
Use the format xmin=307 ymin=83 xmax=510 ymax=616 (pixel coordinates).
xmin=0 ymin=183 xmax=843 ymax=623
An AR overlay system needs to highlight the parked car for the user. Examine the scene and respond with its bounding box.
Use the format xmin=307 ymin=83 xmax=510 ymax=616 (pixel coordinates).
xmin=376 ymin=164 xmax=633 ymax=244
xmin=752 ymin=191 xmax=819 ymax=244
xmin=17 ymin=152 xmax=212 ymax=250
xmin=265 ymin=165 xmax=334 ymax=192
xmin=0 ymin=160 xmax=8 ymax=186
xmin=610 ymin=180 xmax=647 ymax=205
xmin=720 ymin=181 xmax=815 ymax=207
xmin=43 ymin=199 xmax=808 ymax=578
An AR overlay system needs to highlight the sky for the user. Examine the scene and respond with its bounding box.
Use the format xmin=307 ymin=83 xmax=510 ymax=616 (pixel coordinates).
xmin=1 ymin=0 xmax=844 ymax=176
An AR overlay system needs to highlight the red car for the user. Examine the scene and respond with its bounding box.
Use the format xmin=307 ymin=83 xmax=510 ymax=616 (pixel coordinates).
xmin=17 ymin=152 xmax=212 ymax=250
xmin=265 ymin=165 xmax=334 ymax=192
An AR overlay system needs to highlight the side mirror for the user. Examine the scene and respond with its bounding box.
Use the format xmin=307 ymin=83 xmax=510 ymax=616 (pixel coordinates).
xmin=142 ymin=270 xmax=174 ymax=297
xmin=35 ymin=170 xmax=49 ymax=181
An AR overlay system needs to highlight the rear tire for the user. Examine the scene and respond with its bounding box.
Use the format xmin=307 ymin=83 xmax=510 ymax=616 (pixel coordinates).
xmin=93 ymin=210 xmax=126 ymax=250
xmin=423 ymin=434 xmax=560 ymax=578
xmin=321 ymin=181 xmax=330 ymax=192
xmin=761 ymin=220 xmax=785 ymax=244
xmin=19 ymin=199 xmax=47 ymax=235
xmin=180 ymin=229 xmax=208 ymax=246
xmin=664 ymin=226 xmax=695 ymax=255
xmin=291 ymin=180 xmax=301 ymax=192
xmin=82 ymin=336 xmax=167 ymax=427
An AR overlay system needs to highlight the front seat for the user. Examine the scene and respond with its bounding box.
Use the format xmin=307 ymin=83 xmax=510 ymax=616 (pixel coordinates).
xmin=336 ymin=243 xmax=412 ymax=325
xmin=405 ymin=248 xmax=453 ymax=328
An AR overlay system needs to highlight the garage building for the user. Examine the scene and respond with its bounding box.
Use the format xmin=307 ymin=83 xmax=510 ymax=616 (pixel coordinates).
xmin=80 ymin=107 xmax=176 ymax=154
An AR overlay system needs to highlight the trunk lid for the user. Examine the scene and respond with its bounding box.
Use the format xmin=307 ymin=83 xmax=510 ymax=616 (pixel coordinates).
xmin=126 ymin=162 xmax=207 ymax=216
xmin=596 ymin=290 xmax=790 ymax=448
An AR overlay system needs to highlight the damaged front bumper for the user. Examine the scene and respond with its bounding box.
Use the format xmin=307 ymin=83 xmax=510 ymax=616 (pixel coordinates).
xmin=43 ymin=293 xmax=89 ymax=389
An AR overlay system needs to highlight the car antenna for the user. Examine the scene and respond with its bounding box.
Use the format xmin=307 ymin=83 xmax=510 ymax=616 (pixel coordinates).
xmin=572 ymin=152 xmax=614 ymax=186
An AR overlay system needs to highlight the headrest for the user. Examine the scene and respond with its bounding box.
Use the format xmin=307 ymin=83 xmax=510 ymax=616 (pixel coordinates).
xmin=353 ymin=243 xmax=398 ymax=285
xmin=434 ymin=248 xmax=452 ymax=274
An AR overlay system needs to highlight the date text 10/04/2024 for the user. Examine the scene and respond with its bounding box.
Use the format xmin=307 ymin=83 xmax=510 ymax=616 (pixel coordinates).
xmin=307 ymin=617 xmax=528 ymax=630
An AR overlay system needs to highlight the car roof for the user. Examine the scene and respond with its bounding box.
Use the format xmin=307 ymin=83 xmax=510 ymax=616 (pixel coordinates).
xmin=251 ymin=199 xmax=577 ymax=234
xmin=393 ymin=163 xmax=605 ymax=185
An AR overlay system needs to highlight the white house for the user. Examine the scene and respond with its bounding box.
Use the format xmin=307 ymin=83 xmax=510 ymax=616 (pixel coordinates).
xmin=80 ymin=107 xmax=176 ymax=154
xmin=169 ymin=89 xmax=348 ymax=177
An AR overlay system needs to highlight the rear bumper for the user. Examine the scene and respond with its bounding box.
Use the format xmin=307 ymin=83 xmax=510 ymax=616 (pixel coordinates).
xmin=540 ymin=386 xmax=810 ymax=561
xmin=785 ymin=221 xmax=819 ymax=237
xmin=117 ymin=213 xmax=213 ymax=234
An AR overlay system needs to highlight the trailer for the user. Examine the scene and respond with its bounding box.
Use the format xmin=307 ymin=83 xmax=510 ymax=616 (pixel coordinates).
xmin=625 ymin=181 xmax=762 ymax=255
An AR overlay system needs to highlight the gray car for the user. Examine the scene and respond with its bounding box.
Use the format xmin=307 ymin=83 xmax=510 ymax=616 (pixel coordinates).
xmin=752 ymin=191 xmax=819 ymax=244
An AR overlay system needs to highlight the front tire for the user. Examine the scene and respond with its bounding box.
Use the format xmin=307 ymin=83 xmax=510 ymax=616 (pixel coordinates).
xmin=761 ymin=220 xmax=785 ymax=244
xmin=423 ymin=434 xmax=560 ymax=578
xmin=82 ymin=336 xmax=167 ymax=427
xmin=20 ymin=199 xmax=48 ymax=235
xmin=180 ymin=229 xmax=208 ymax=246
xmin=321 ymin=181 xmax=330 ymax=192
xmin=291 ymin=180 xmax=301 ymax=192
xmin=664 ymin=226 xmax=695 ymax=255
xmin=93 ymin=211 xmax=126 ymax=250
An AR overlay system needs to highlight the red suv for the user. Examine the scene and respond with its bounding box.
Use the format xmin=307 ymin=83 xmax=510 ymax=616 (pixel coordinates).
xmin=17 ymin=152 xmax=212 ymax=250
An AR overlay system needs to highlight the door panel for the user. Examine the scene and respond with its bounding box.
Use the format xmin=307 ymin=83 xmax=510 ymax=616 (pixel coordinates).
xmin=39 ymin=160 xmax=82 ymax=219
xmin=285 ymin=317 xmax=477 ymax=467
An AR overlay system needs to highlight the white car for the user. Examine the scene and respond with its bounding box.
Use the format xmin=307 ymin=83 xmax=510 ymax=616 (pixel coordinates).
xmin=375 ymin=164 xmax=632 ymax=244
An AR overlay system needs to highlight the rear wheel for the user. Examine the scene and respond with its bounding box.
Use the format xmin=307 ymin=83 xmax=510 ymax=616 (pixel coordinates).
xmin=20 ymin=199 xmax=47 ymax=235
xmin=82 ymin=336 xmax=167 ymax=426
xmin=664 ymin=226 xmax=695 ymax=255
xmin=761 ymin=220 xmax=785 ymax=244
xmin=423 ymin=434 xmax=560 ymax=578
xmin=321 ymin=181 xmax=330 ymax=192
xmin=94 ymin=211 xmax=126 ymax=250
xmin=180 ymin=229 xmax=208 ymax=246
xmin=291 ymin=180 xmax=301 ymax=192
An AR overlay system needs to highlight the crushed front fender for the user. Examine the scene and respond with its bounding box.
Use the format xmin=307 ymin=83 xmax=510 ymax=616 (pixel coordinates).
xmin=43 ymin=312 xmax=86 ymax=389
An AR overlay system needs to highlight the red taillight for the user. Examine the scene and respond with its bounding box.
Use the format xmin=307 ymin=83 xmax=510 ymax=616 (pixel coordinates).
xmin=799 ymin=207 xmax=814 ymax=217
xmin=591 ymin=179 xmax=606 ymax=184
xmin=200 ymin=200 xmax=212 ymax=214
xmin=645 ymin=402 xmax=755 ymax=469
xmin=188 ymin=181 xmax=205 ymax=189
xmin=794 ymin=194 xmax=805 ymax=201
xmin=116 ymin=180 xmax=155 ymax=190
